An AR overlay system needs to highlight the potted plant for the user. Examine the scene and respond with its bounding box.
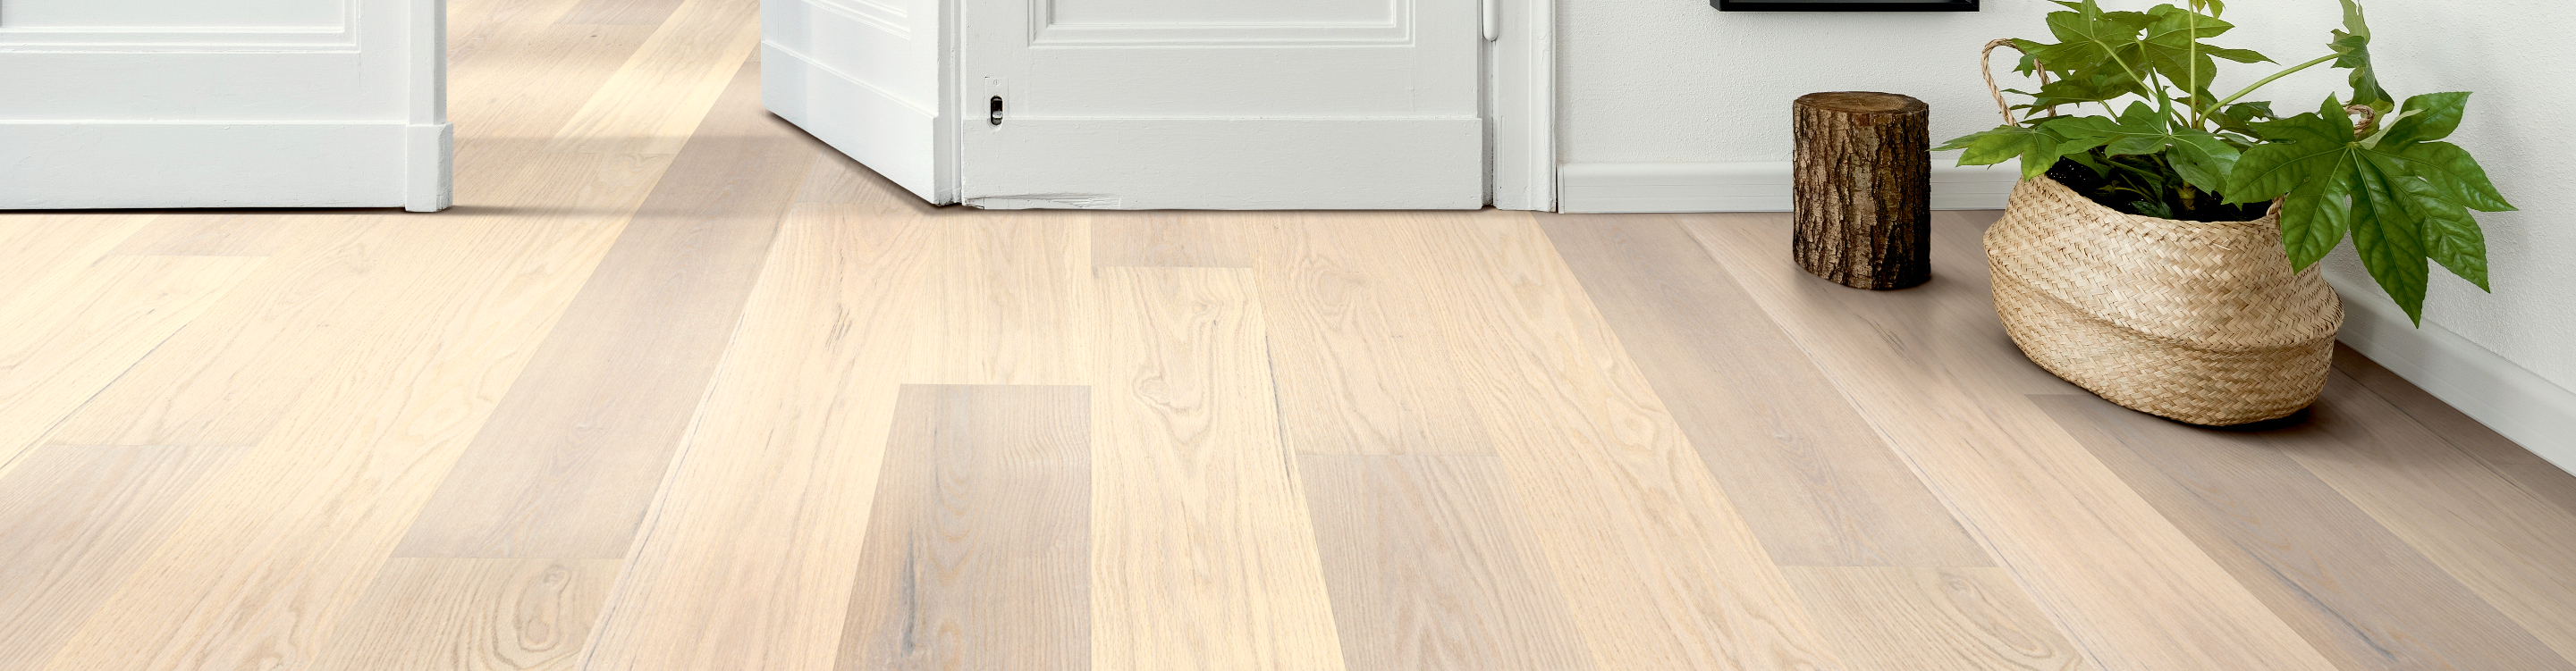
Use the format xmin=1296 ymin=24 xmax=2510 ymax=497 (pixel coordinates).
xmin=1939 ymin=0 xmax=2512 ymax=424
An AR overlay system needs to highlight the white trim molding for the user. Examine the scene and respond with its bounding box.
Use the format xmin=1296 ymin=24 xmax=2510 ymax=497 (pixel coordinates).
xmin=2329 ymin=275 xmax=2576 ymax=475
xmin=1486 ymin=0 xmax=1552 ymax=211
xmin=1558 ymin=160 xmax=2022 ymax=214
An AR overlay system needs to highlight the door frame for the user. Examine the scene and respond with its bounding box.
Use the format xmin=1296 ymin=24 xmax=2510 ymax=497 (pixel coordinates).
xmin=1487 ymin=0 xmax=1555 ymax=211
xmin=933 ymin=0 xmax=1556 ymax=211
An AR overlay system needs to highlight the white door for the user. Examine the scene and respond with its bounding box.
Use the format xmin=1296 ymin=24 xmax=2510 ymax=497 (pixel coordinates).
xmin=959 ymin=0 xmax=1482 ymax=209
xmin=0 ymin=0 xmax=449 ymax=211
xmin=763 ymin=0 xmax=953 ymax=203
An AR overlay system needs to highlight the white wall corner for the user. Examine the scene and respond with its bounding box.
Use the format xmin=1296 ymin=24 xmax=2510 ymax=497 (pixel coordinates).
xmin=1557 ymin=160 xmax=2021 ymax=214
xmin=2327 ymin=275 xmax=2576 ymax=476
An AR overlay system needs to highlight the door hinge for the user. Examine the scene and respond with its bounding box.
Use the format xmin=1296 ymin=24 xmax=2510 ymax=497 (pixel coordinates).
xmin=990 ymin=96 xmax=1005 ymax=125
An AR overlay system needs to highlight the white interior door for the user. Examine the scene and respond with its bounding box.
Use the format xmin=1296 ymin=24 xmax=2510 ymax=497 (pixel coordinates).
xmin=0 ymin=0 xmax=449 ymax=211
xmin=959 ymin=0 xmax=1482 ymax=209
xmin=764 ymin=0 xmax=953 ymax=203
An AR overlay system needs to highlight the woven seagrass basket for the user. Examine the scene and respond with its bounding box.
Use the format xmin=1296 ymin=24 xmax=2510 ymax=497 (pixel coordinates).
xmin=1976 ymin=40 xmax=2344 ymax=425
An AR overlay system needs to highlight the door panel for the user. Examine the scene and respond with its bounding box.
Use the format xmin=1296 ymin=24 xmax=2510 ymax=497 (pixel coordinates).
xmin=962 ymin=0 xmax=1482 ymax=209
xmin=0 ymin=0 xmax=448 ymax=210
xmin=763 ymin=0 xmax=953 ymax=202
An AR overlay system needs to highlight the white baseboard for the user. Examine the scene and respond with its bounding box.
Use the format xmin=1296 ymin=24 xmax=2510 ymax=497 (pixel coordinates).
xmin=1558 ymin=160 xmax=2022 ymax=214
xmin=2327 ymin=275 xmax=2576 ymax=475
xmin=0 ymin=121 xmax=418 ymax=209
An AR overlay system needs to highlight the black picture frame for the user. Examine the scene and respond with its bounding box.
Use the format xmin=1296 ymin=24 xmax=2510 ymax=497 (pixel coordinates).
xmin=1715 ymin=0 xmax=1977 ymax=11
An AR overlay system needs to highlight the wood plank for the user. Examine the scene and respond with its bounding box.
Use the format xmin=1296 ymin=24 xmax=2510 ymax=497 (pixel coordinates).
xmin=554 ymin=0 xmax=684 ymax=25
xmin=1251 ymin=212 xmax=1491 ymax=456
xmin=393 ymin=60 xmax=809 ymax=559
xmin=0 ymin=446 xmax=240 ymax=671
xmin=1542 ymin=214 xmax=1989 ymax=567
xmin=1782 ymin=566 xmax=2090 ymax=671
xmin=1298 ymin=454 xmax=1595 ymax=671
xmin=49 ymin=154 xmax=672 ymax=448
xmin=2331 ymin=344 xmax=2551 ymax=466
xmin=1683 ymin=212 xmax=2338 ymax=671
xmin=1398 ymin=212 xmax=1841 ymax=671
xmin=838 ymin=384 xmax=1090 ymax=671
xmin=795 ymin=149 xmax=938 ymax=211
xmin=579 ymin=203 xmax=938 ymax=670
xmin=1091 ymin=211 xmax=1253 ymax=268
xmin=304 ymin=558 xmax=620 ymax=671
xmin=2034 ymin=392 xmax=2572 ymax=671
xmin=910 ymin=212 xmax=1094 ymax=385
xmin=2504 ymin=465 xmax=2576 ymax=517
xmin=47 ymin=217 xmax=403 ymax=446
xmin=106 ymin=212 xmax=351 ymax=257
xmin=0 ymin=214 xmax=161 ymax=315
xmin=543 ymin=0 xmax=763 ymax=155
xmin=2270 ymin=372 xmax=2576 ymax=662
xmin=33 ymin=157 xmax=656 ymax=671
xmin=450 ymin=23 xmax=659 ymax=145
xmin=1090 ymin=266 xmax=1347 ymax=671
xmin=0 ymin=256 xmax=264 ymax=467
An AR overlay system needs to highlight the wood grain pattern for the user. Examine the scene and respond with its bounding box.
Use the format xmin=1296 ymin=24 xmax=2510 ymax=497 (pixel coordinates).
xmin=1403 ymin=212 xmax=1842 ymax=671
xmin=2034 ymin=392 xmax=2572 ymax=671
xmin=107 ymin=212 xmax=351 ymax=256
xmin=1252 ymin=213 xmax=1490 ymax=456
xmin=2270 ymin=372 xmax=2576 ymax=662
xmin=1091 ymin=211 xmax=1253 ymax=268
xmin=796 ymin=149 xmax=936 ymax=210
xmin=34 ymin=158 xmax=656 ymax=671
xmin=2331 ymin=344 xmax=2552 ymax=466
xmin=1091 ymin=266 xmax=1348 ymax=671
xmin=1683 ymin=212 xmax=2338 ymax=671
xmin=0 ymin=214 xmax=156 ymax=299
xmin=0 ymin=256 xmax=263 ymax=467
xmin=0 ymin=446 xmax=240 ymax=671
xmin=306 ymin=558 xmax=620 ymax=671
xmin=449 ymin=24 xmax=659 ymax=144
xmin=912 ymin=212 xmax=1094 ymax=385
xmin=1542 ymin=214 xmax=1989 ymax=567
xmin=554 ymin=0 xmax=684 ymax=24
xmin=839 ymin=385 xmax=1090 ymax=671
xmin=579 ymin=203 xmax=937 ymax=671
xmin=394 ymin=62 xmax=808 ymax=559
xmin=47 ymin=217 xmax=412 ymax=446
xmin=1299 ymin=454 xmax=1595 ymax=671
xmin=2504 ymin=465 xmax=2576 ymax=517
xmin=543 ymin=0 xmax=763 ymax=154
xmin=1783 ymin=566 xmax=2089 ymax=671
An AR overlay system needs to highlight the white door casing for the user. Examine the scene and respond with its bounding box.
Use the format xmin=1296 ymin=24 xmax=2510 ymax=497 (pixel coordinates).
xmin=0 ymin=0 xmax=450 ymax=211
xmin=957 ymin=0 xmax=1483 ymax=209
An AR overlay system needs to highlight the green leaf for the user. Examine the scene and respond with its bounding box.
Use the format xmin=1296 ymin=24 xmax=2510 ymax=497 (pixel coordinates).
xmin=1939 ymin=125 xmax=2059 ymax=179
xmin=2393 ymin=142 xmax=2513 ymax=212
xmin=2346 ymin=154 xmax=2429 ymax=323
xmin=2061 ymin=102 xmax=2240 ymax=193
xmin=2331 ymin=0 xmax=2394 ymax=111
xmin=2378 ymin=91 xmax=2469 ymax=146
xmin=2224 ymin=96 xmax=2506 ymax=323
xmin=2278 ymin=158 xmax=2354 ymax=269
xmin=2392 ymin=170 xmax=2490 ymax=291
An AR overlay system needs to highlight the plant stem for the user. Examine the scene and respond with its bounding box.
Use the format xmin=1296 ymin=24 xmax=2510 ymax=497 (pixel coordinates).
xmin=2212 ymin=53 xmax=2337 ymax=109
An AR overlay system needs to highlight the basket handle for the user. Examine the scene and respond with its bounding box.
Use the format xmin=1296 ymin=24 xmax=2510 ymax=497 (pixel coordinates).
xmin=2345 ymin=105 xmax=2377 ymax=138
xmin=1981 ymin=38 xmax=2052 ymax=125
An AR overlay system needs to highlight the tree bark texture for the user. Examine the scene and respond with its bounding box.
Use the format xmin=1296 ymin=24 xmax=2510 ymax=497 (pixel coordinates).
xmin=1793 ymin=91 xmax=1931 ymax=290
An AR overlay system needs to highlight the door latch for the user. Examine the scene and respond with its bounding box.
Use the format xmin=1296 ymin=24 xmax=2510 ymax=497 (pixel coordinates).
xmin=989 ymin=96 xmax=1004 ymax=126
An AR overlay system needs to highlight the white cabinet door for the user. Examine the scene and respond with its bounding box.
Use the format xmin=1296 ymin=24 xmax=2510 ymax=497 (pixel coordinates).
xmin=0 ymin=0 xmax=450 ymax=211
xmin=764 ymin=0 xmax=953 ymax=203
xmin=959 ymin=0 xmax=1482 ymax=209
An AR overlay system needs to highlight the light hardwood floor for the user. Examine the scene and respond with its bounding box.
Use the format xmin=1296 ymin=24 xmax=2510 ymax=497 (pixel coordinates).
xmin=4 ymin=0 xmax=2576 ymax=667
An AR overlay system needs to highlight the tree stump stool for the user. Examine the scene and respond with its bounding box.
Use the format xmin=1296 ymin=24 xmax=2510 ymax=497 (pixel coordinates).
xmin=1792 ymin=91 xmax=1930 ymax=289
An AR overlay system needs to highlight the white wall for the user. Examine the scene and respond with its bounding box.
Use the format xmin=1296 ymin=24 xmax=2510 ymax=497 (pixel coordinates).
xmin=1561 ymin=0 xmax=2576 ymax=402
